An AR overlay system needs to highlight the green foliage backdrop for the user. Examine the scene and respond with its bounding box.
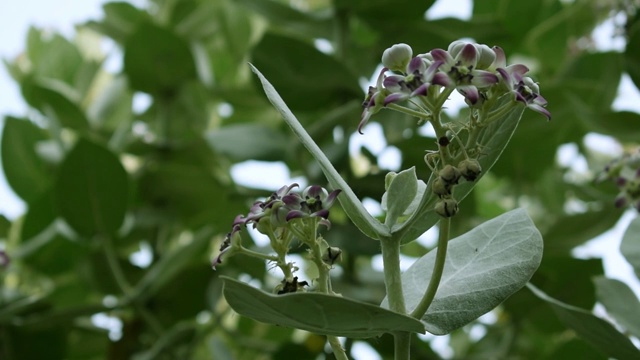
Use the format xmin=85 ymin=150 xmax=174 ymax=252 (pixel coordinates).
xmin=1 ymin=0 xmax=639 ymax=359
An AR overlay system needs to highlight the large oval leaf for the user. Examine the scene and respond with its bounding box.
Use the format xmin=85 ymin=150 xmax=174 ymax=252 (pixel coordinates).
xmin=382 ymin=209 xmax=543 ymax=335
xmin=620 ymin=216 xmax=640 ymax=277
xmin=593 ymin=276 xmax=640 ymax=339
xmin=528 ymin=283 xmax=640 ymax=360
xmin=251 ymin=33 xmax=362 ymax=111
xmin=249 ymin=64 xmax=389 ymax=240
xmin=1 ymin=117 xmax=50 ymax=202
xmin=123 ymin=22 xmax=197 ymax=95
xmin=222 ymin=276 xmax=424 ymax=338
xmin=55 ymin=138 xmax=128 ymax=236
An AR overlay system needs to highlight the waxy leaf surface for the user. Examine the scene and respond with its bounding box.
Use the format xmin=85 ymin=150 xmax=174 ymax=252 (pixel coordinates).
xmin=250 ymin=64 xmax=389 ymax=240
xmin=528 ymin=283 xmax=640 ymax=360
xmin=222 ymin=276 xmax=424 ymax=338
xmin=382 ymin=209 xmax=543 ymax=334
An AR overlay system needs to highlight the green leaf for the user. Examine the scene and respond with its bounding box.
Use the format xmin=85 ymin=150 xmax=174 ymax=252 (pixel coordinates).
xmin=583 ymin=111 xmax=640 ymax=143
xmin=26 ymin=27 xmax=83 ymax=84
xmin=1 ymin=117 xmax=50 ymax=203
xmin=131 ymin=227 xmax=213 ymax=302
xmin=236 ymin=0 xmax=333 ymax=39
xmin=528 ymin=283 xmax=640 ymax=360
xmin=625 ymin=20 xmax=640 ymax=90
xmin=621 ymin=216 xmax=640 ymax=277
xmin=21 ymin=189 xmax=56 ymax=241
xmin=393 ymin=99 xmax=526 ymax=244
xmin=249 ymin=64 xmax=389 ymax=240
xmin=593 ymin=276 xmax=640 ymax=339
xmin=542 ymin=209 xmax=623 ymax=256
xmin=22 ymin=78 xmax=90 ymax=130
xmin=85 ymin=2 xmax=150 ymax=43
xmin=123 ymin=22 xmax=197 ymax=95
xmin=559 ymin=52 xmax=623 ymax=112
xmin=382 ymin=209 xmax=543 ymax=335
xmin=54 ymin=137 xmax=128 ymax=236
xmin=131 ymin=322 xmax=196 ymax=360
xmin=206 ymin=124 xmax=288 ymax=162
xmin=335 ymin=0 xmax=435 ymax=22
xmin=525 ymin=1 xmax=599 ymax=71
xmin=381 ymin=167 xmax=418 ymax=227
xmin=221 ymin=276 xmax=425 ymax=338
xmin=251 ymin=33 xmax=362 ymax=111
xmin=137 ymin=141 xmax=237 ymax=228
xmin=87 ymin=75 xmax=133 ymax=130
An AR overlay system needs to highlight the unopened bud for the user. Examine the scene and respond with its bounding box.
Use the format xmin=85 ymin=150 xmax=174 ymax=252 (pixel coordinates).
xmin=474 ymin=44 xmax=496 ymax=69
xmin=458 ymin=159 xmax=482 ymax=182
xmin=432 ymin=177 xmax=451 ymax=197
xmin=435 ymin=198 xmax=459 ymax=218
xmin=322 ymin=246 xmax=342 ymax=265
xmin=439 ymin=165 xmax=461 ymax=185
xmin=382 ymin=43 xmax=413 ymax=72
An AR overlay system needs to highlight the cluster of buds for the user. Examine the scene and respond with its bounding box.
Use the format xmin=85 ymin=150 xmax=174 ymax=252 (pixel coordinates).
xmin=432 ymin=160 xmax=482 ymax=218
xmin=359 ymin=41 xmax=550 ymax=133
xmin=600 ymin=151 xmax=640 ymax=211
xmin=212 ymin=184 xmax=342 ymax=294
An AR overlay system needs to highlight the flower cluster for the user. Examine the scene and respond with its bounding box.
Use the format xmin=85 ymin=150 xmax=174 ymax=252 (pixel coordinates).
xmin=601 ymin=151 xmax=640 ymax=211
xmin=212 ymin=184 xmax=341 ymax=270
xmin=359 ymin=41 xmax=551 ymax=133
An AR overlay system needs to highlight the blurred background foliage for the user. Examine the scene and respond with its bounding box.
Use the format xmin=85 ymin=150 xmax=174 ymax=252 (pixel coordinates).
xmin=1 ymin=0 xmax=640 ymax=359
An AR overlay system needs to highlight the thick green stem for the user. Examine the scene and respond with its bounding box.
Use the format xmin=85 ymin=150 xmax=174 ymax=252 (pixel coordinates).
xmin=410 ymin=217 xmax=451 ymax=319
xmin=381 ymin=237 xmax=411 ymax=359
xmin=327 ymin=336 xmax=349 ymax=360
xmin=394 ymin=331 xmax=411 ymax=360
xmin=380 ymin=237 xmax=406 ymax=314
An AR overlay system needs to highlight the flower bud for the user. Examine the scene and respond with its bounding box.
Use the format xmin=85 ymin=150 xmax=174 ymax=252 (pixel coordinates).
xmin=432 ymin=177 xmax=451 ymax=197
xmin=322 ymin=246 xmax=342 ymax=266
xmin=474 ymin=44 xmax=496 ymax=69
xmin=458 ymin=159 xmax=482 ymax=182
xmin=447 ymin=40 xmax=467 ymax=58
xmin=382 ymin=43 xmax=413 ymax=72
xmin=439 ymin=165 xmax=461 ymax=185
xmin=435 ymin=198 xmax=459 ymax=218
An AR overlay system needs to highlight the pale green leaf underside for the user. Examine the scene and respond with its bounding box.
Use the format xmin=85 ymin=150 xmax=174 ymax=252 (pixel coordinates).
xmin=382 ymin=209 xmax=543 ymax=335
xmin=593 ymin=276 xmax=640 ymax=339
xmin=528 ymin=283 xmax=640 ymax=360
xmin=249 ymin=64 xmax=389 ymax=240
xmin=620 ymin=216 xmax=640 ymax=277
xmin=383 ymin=167 xmax=418 ymax=227
xmin=222 ymin=276 xmax=425 ymax=338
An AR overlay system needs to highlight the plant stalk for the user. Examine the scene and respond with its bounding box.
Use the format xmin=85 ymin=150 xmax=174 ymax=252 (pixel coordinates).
xmin=381 ymin=236 xmax=411 ymax=359
xmin=410 ymin=217 xmax=451 ymax=318
xmin=394 ymin=331 xmax=411 ymax=360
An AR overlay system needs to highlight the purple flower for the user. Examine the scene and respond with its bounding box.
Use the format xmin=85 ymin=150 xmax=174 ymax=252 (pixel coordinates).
xmin=286 ymin=186 xmax=342 ymax=229
xmin=212 ymin=184 xmax=342 ymax=269
xmin=496 ymin=68 xmax=551 ymax=120
xmin=430 ymin=43 xmax=499 ymax=104
xmin=382 ymin=56 xmax=443 ymax=106
xmin=359 ymin=68 xmax=389 ymax=134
